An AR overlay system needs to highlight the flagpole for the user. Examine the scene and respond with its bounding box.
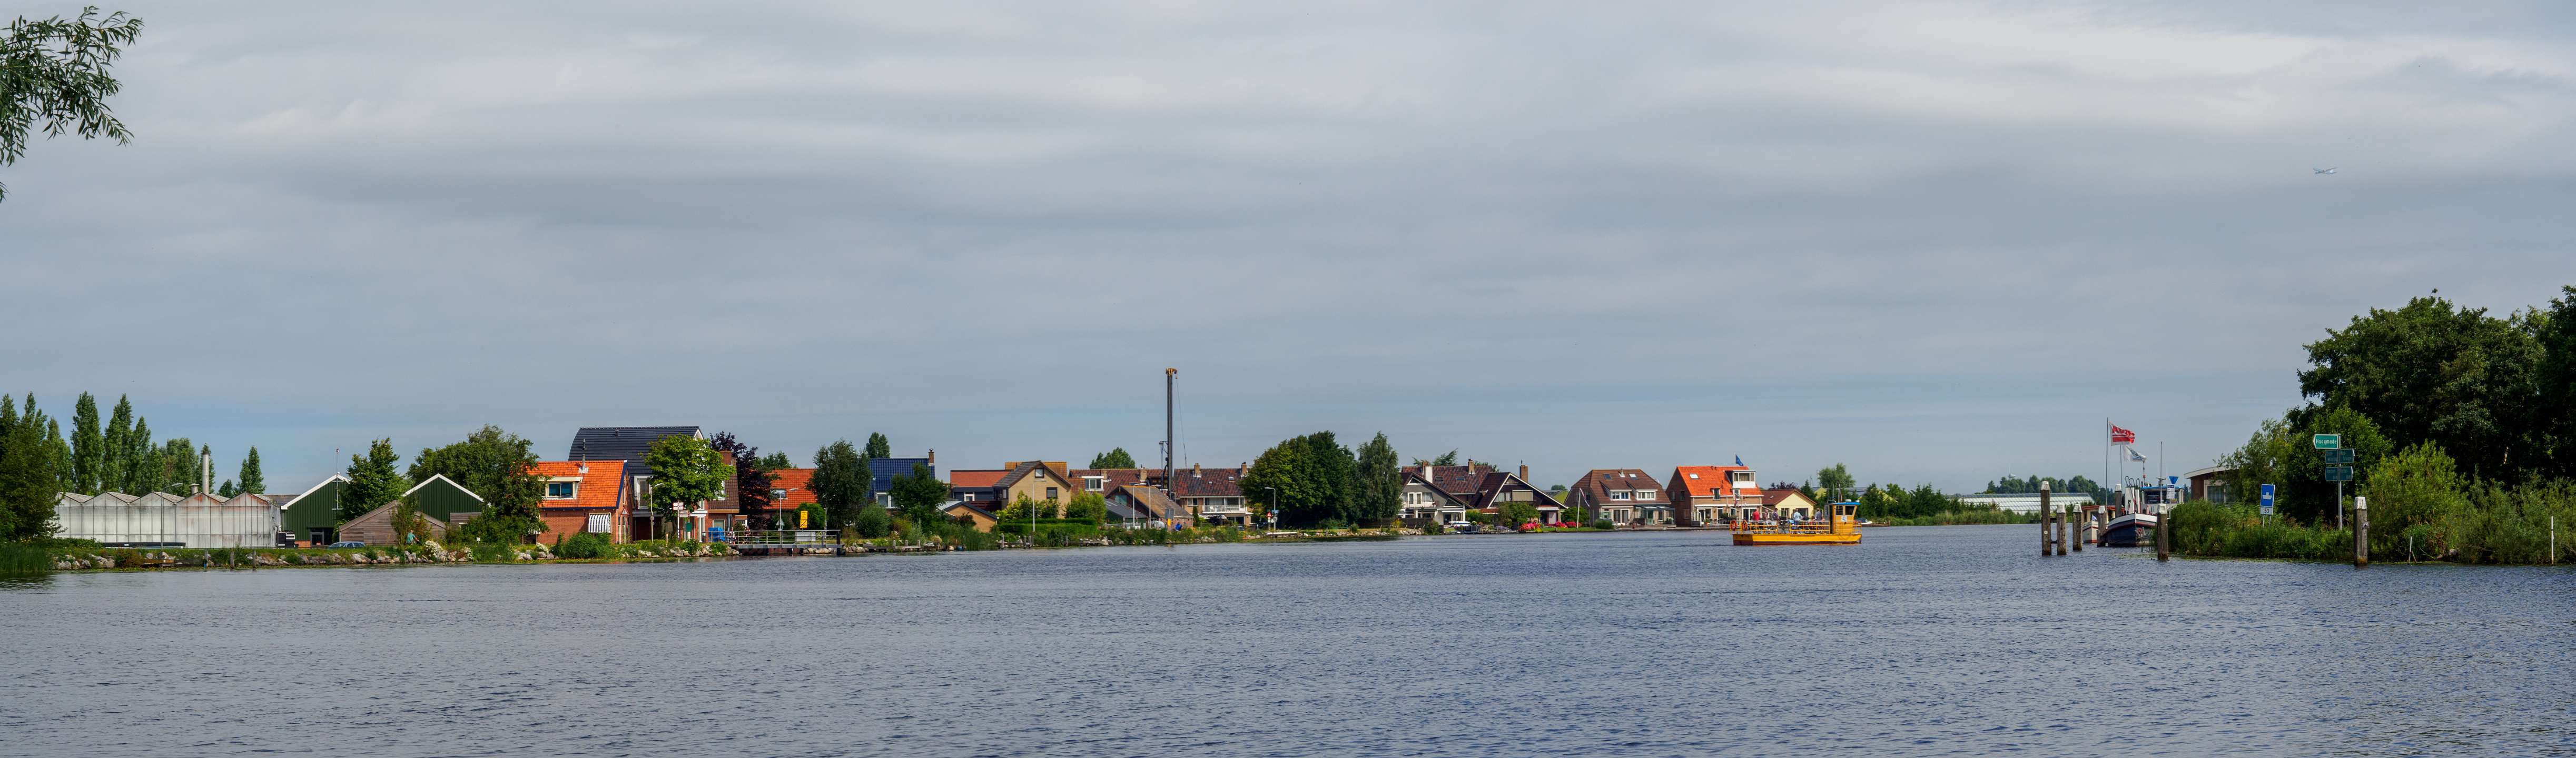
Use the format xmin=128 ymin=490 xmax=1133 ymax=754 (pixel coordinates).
xmin=2104 ymin=418 xmax=2110 ymax=511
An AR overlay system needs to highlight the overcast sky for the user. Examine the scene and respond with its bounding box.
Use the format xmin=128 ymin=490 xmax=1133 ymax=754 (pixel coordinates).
xmin=6 ymin=1 xmax=2574 ymax=492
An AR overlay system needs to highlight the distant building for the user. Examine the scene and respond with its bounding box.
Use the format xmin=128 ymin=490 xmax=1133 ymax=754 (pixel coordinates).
xmin=534 ymin=460 xmax=632 ymax=544
xmin=1398 ymin=471 xmax=1474 ymax=524
xmin=568 ymin=426 xmax=735 ymax=540
xmin=948 ymin=468 xmax=1008 ymax=504
xmin=1953 ymin=492 xmax=2098 ymax=514
xmin=1170 ymin=464 xmax=1249 ymax=524
xmin=1669 ymin=465 xmax=1761 ymax=525
xmin=55 ymin=491 xmax=281 ymax=548
xmin=1763 ymin=488 xmax=1820 ymax=521
xmin=2183 ymin=466 xmax=2236 ymax=503
xmin=1465 ymin=465 xmax=1565 ymax=525
xmin=274 ymin=475 xmax=350 ymax=546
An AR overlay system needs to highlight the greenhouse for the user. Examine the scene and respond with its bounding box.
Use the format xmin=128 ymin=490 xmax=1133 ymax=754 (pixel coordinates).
xmin=55 ymin=492 xmax=282 ymax=548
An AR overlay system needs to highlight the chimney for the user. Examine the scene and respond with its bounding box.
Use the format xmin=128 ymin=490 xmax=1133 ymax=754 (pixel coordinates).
xmin=1518 ymin=464 xmax=1528 ymax=482
xmin=1192 ymin=463 xmax=1201 ymax=476
xmin=927 ymin=448 xmax=935 ymax=465
xmin=202 ymin=452 xmax=213 ymax=495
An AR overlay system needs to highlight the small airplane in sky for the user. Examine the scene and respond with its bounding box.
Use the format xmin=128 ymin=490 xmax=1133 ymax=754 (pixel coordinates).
xmin=2313 ymin=167 xmax=2337 ymax=174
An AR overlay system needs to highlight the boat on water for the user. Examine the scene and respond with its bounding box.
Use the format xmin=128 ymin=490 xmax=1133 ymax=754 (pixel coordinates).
xmin=1732 ymin=502 xmax=1862 ymax=545
xmin=2098 ymin=512 xmax=2157 ymax=547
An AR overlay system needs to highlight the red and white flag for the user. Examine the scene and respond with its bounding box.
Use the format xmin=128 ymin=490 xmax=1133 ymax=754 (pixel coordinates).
xmin=2109 ymin=424 xmax=2136 ymax=444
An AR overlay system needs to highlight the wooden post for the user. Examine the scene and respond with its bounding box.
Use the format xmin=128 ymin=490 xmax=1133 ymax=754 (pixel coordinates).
xmin=2154 ymin=502 xmax=2169 ymax=562
xmin=2070 ymin=505 xmax=2083 ymax=552
xmin=2038 ymin=481 xmax=2053 ymax=556
xmin=2353 ymin=496 xmax=2369 ymax=568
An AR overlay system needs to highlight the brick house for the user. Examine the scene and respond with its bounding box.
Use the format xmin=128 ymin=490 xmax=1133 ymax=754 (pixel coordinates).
xmin=535 ymin=460 xmax=631 ymax=544
xmin=1567 ymin=468 xmax=1670 ymax=525
xmin=1669 ymin=464 xmax=1761 ymax=526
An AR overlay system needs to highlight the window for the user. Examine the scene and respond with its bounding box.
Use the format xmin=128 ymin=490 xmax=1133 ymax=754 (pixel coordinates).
xmin=546 ymin=482 xmax=576 ymax=499
xmin=1085 ymin=476 xmax=1104 ymax=491
xmin=1045 ymin=487 xmax=1059 ymax=500
xmin=1688 ymin=473 xmax=1700 ymax=480
xmin=771 ymin=488 xmax=785 ymax=498
xmin=585 ymin=514 xmax=610 ymax=533
xmin=1610 ymin=490 xmax=1632 ymax=501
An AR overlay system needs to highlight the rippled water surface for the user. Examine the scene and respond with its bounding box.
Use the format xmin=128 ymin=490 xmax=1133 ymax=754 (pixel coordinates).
xmin=4 ymin=526 xmax=2571 ymax=756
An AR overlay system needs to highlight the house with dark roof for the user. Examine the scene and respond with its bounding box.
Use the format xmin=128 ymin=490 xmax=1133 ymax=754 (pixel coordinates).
xmin=1464 ymin=465 xmax=1565 ymax=525
xmin=1170 ymin=464 xmax=1249 ymax=525
xmin=1567 ymin=468 xmax=1671 ymax=525
xmin=1668 ymin=464 xmax=1761 ymax=526
xmin=942 ymin=501 xmax=1000 ymax=532
xmin=568 ymin=426 xmax=737 ymax=540
xmin=274 ymin=475 xmax=350 ymax=546
xmin=1106 ymin=484 xmax=1189 ymax=525
xmin=994 ymin=461 xmax=1079 ymax=508
xmin=1398 ymin=471 xmax=1474 ymax=524
xmin=868 ymin=453 xmax=935 ymax=507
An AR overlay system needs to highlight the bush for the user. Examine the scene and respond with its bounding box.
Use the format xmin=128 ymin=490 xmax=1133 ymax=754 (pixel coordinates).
xmin=555 ymin=531 xmax=615 ymax=560
xmin=1589 ymin=520 xmax=1615 ymax=531
xmin=851 ymin=506 xmax=895 ymax=538
xmin=1420 ymin=521 xmax=1445 ymax=535
xmin=0 ymin=543 xmax=50 ymax=575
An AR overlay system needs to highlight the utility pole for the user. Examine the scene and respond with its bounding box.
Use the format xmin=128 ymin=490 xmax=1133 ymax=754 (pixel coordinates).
xmin=1164 ymin=367 xmax=1177 ymax=497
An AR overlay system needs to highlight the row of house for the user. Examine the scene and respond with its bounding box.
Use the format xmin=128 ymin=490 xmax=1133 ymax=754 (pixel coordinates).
xmin=1561 ymin=464 xmax=1821 ymax=526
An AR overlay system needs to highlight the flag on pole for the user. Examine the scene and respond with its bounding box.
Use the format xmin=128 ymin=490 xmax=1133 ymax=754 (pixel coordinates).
xmin=2110 ymin=424 xmax=2137 ymax=444
xmin=2128 ymin=446 xmax=2147 ymax=463
xmin=1734 ymin=454 xmax=1745 ymax=466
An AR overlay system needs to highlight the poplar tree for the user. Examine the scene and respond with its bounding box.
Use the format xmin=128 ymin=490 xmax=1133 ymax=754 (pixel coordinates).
xmin=0 ymin=393 xmax=60 ymax=540
xmin=102 ymin=396 xmax=131 ymax=492
xmin=236 ymin=446 xmax=263 ymax=495
xmin=46 ymin=419 xmax=72 ymax=492
xmin=863 ymin=432 xmax=892 ymax=460
xmin=808 ymin=440 xmax=870 ymax=532
xmin=70 ymin=392 xmax=99 ymax=493
xmin=119 ymin=416 xmax=150 ymax=493
xmin=1351 ymin=433 xmax=1403 ymax=525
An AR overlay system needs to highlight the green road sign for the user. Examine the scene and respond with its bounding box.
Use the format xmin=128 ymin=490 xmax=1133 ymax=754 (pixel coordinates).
xmin=2313 ymin=434 xmax=2341 ymax=450
xmin=2323 ymin=465 xmax=2355 ymax=482
xmin=2323 ymin=448 xmax=2355 ymax=464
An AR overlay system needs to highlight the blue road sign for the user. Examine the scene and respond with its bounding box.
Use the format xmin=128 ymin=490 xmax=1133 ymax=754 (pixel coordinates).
xmin=2259 ymin=484 xmax=2275 ymax=516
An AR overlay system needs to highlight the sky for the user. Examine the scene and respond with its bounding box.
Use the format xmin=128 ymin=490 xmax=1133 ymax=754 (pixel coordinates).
xmin=6 ymin=1 xmax=2574 ymax=493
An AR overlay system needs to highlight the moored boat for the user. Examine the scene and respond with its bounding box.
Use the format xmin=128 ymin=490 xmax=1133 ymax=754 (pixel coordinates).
xmin=1732 ymin=502 xmax=1862 ymax=545
xmin=2098 ymin=512 xmax=2157 ymax=547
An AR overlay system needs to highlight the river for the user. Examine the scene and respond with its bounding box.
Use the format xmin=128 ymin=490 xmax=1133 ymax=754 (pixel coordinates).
xmin=3 ymin=525 xmax=2569 ymax=756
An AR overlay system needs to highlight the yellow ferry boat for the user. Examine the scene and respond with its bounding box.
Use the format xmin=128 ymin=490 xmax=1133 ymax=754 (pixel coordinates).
xmin=1732 ymin=502 xmax=1862 ymax=545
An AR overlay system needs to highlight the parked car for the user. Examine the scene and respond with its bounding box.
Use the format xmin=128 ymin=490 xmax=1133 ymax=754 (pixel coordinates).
xmin=327 ymin=541 xmax=366 ymax=548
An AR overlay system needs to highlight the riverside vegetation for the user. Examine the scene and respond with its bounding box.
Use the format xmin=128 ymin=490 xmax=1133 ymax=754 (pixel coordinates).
xmin=2173 ymin=286 xmax=2576 ymax=565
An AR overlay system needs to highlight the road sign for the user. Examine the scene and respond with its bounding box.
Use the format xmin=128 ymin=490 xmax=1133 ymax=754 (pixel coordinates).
xmin=2323 ymin=448 xmax=2355 ymax=464
xmin=2313 ymin=434 xmax=2341 ymax=450
xmin=2259 ymin=484 xmax=2276 ymax=515
xmin=2323 ymin=466 xmax=2355 ymax=482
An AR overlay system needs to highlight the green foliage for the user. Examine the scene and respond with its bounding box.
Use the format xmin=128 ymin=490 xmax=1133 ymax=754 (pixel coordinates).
xmin=553 ymin=531 xmax=615 ymax=559
xmin=1 ymin=6 xmax=143 ymax=203
xmin=1239 ymin=431 xmax=1356 ymax=527
xmin=808 ymin=439 xmax=870 ymax=531
xmin=1063 ymin=491 xmax=1108 ymax=524
xmin=2225 ymin=406 xmax=2393 ymax=524
xmin=849 ymin=504 xmax=894 ymax=538
xmin=1089 ymin=447 xmax=1138 ymax=468
xmin=101 ymin=396 xmax=131 ymax=492
xmin=1351 ymin=433 xmax=1403 ymax=526
xmin=235 ymin=446 xmax=263 ymax=496
xmin=216 ymin=479 xmax=238 ymax=497
xmin=1588 ymin=520 xmax=1615 ymax=530
xmin=1497 ymin=502 xmax=1539 ymax=526
xmin=756 ymin=451 xmax=793 ymax=470
xmin=2360 ymin=442 xmax=2468 ymax=557
xmin=995 ymin=493 xmax=1057 ymax=522
xmin=1815 ymin=464 xmax=1855 ymax=501
xmin=1419 ymin=521 xmax=1445 ymax=535
xmin=411 ymin=425 xmax=547 ymax=522
xmin=863 ymin=432 xmax=892 ymax=460
xmin=889 ymin=463 xmax=948 ymax=526
xmin=1854 ymin=483 xmax=1965 ymax=521
xmin=1430 ymin=451 xmax=1458 ymax=466
xmin=2297 ymin=294 xmax=2546 ymax=480
xmin=388 ymin=494 xmax=437 ymax=545
xmin=0 ymin=394 xmax=63 ymax=540
xmin=341 ymin=438 xmax=408 ymax=522
xmin=643 ymin=434 xmax=727 ymax=513
xmin=69 ymin=392 xmax=99 ymax=494
xmin=709 ymin=432 xmax=772 ymax=525
xmin=1 ymin=542 xmax=52 ymax=575
xmin=1981 ymin=474 xmax=2108 ymax=505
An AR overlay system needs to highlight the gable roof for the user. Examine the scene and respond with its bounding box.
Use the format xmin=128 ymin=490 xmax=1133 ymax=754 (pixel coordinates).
xmin=1572 ymin=468 xmax=1667 ymax=505
xmin=1072 ymin=468 xmax=1156 ymax=491
xmin=1671 ymin=465 xmax=1757 ymax=499
xmin=1468 ymin=472 xmax=1563 ymax=510
xmin=1108 ymin=484 xmax=1186 ymax=520
xmin=1170 ymin=466 xmax=1242 ymax=499
xmin=402 ymin=473 xmax=487 ymax=504
xmin=532 ymin=460 xmax=627 ymax=512
xmin=994 ymin=460 xmax=1072 ymax=491
xmin=270 ymin=474 xmax=351 ymax=510
xmin=869 ymin=457 xmax=933 ymax=491
xmin=1403 ymin=464 xmax=1496 ymax=496
xmin=941 ymin=501 xmax=998 ymax=519
xmin=567 ymin=426 xmax=702 ymax=476
xmin=949 ymin=469 xmax=1007 ymax=490
xmin=1400 ymin=472 xmax=1474 ymax=508
xmin=1761 ymin=487 xmax=1815 ymax=507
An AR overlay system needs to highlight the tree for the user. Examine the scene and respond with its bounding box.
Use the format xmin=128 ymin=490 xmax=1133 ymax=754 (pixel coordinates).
xmin=1089 ymin=447 xmax=1138 ymax=469
xmin=69 ymin=392 xmax=98 ymax=494
xmin=116 ymin=416 xmax=149 ymax=493
xmin=863 ymin=432 xmax=892 ymax=460
xmin=2535 ymin=286 xmax=2576 ymax=480
xmin=0 ymin=393 xmax=61 ymax=540
xmin=1815 ymin=464 xmax=1855 ymax=502
xmin=889 ymin=463 xmax=948 ymax=527
xmin=1 ymin=6 xmax=143 ymax=203
xmin=1238 ymin=431 xmax=1355 ymax=527
xmin=995 ymin=493 xmax=1053 ymax=523
xmin=216 ymin=479 xmax=238 ymax=497
xmin=756 ymin=451 xmax=793 ymax=470
xmin=643 ymin=434 xmax=727 ymax=536
xmin=808 ymin=440 xmax=870 ymax=532
xmin=1350 ymin=433 xmax=1402 ymax=525
xmin=1498 ymin=501 xmax=1539 ymax=526
xmin=2224 ymin=406 xmax=2394 ymax=525
xmin=101 ymin=395 xmax=130 ymax=492
xmin=341 ymin=438 xmax=407 ymax=522
xmin=1064 ymin=491 xmax=1108 ymax=524
xmin=709 ymin=432 xmax=774 ymax=527
xmin=235 ymin=446 xmax=263 ymax=495
xmin=410 ymin=425 xmax=546 ymax=528
xmin=1431 ymin=450 xmax=1459 ymax=466
xmin=2297 ymin=295 xmax=2543 ymax=480
xmin=849 ymin=504 xmax=894 ymax=538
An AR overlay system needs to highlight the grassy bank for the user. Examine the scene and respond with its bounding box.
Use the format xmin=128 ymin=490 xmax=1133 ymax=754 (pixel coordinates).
xmin=1874 ymin=509 xmax=2037 ymax=527
xmin=2170 ymin=476 xmax=2575 ymax=565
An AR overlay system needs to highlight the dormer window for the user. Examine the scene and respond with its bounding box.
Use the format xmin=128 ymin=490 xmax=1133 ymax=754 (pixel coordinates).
xmin=1610 ymin=490 xmax=1632 ymax=501
xmin=546 ymin=482 xmax=576 ymax=499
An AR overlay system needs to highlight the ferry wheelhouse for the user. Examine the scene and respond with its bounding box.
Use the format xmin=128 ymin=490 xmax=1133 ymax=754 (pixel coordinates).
xmin=1731 ymin=502 xmax=1862 ymax=545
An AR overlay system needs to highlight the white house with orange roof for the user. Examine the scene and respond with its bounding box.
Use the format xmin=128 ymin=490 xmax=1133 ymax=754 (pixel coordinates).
xmin=1667 ymin=463 xmax=1761 ymax=526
